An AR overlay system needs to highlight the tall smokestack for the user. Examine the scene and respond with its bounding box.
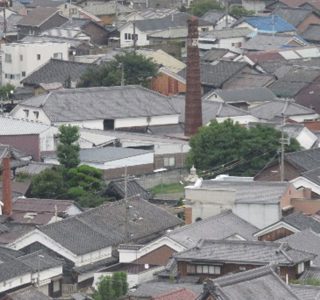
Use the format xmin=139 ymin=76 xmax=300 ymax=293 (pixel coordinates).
xmin=184 ymin=17 xmax=202 ymax=137
xmin=2 ymin=155 xmax=12 ymax=216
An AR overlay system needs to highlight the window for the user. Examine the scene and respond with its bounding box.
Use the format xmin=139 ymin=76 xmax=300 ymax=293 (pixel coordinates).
xmin=132 ymin=33 xmax=138 ymax=41
xmin=37 ymin=54 xmax=41 ymax=60
xmin=125 ymin=33 xmax=132 ymax=40
xmin=298 ymin=262 xmax=305 ymax=274
xmin=4 ymin=74 xmax=8 ymax=79
xmin=164 ymin=157 xmax=175 ymax=167
xmin=33 ymin=111 xmax=39 ymax=119
xmin=53 ymin=52 xmax=62 ymax=59
xmin=53 ymin=280 xmax=60 ymax=292
xmin=9 ymin=74 xmax=14 ymax=79
xmin=187 ymin=264 xmax=221 ymax=275
xmin=22 ymin=71 xmax=26 ymax=77
xmin=187 ymin=264 xmax=196 ymax=274
xmin=23 ymin=109 xmax=29 ymax=117
xmin=5 ymin=53 xmax=12 ymax=63
xmin=20 ymin=54 xmax=23 ymax=61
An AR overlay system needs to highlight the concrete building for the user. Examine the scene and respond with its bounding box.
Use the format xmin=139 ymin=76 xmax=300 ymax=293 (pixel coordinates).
xmin=2 ymin=41 xmax=69 ymax=87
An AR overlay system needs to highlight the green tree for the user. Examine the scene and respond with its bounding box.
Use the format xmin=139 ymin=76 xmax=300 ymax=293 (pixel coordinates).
xmin=78 ymin=52 xmax=158 ymax=88
xmin=0 ymin=84 xmax=14 ymax=99
xmin=93 ymin=273 xmax=128 ymax=300
xmin=230 ymin=5 xmax=254 ymax=17
xmin=187 ymin=120 xmax=300 ymax=176
xmin=29 ymin=168 xmax=66 ymax=199
xmin=188 ymin=0 xmax=223 ymax=16
xmin=57 ymin=125 xmax=80 ymax=169
xmin=94 ymin=276 xmax=115 ymax=300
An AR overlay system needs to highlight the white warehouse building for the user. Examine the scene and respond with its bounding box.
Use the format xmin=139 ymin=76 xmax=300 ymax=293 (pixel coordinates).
xmin=1 ymin=41 xmax=69 ymax=87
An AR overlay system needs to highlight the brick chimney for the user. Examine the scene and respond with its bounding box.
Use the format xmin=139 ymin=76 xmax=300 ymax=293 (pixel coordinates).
xmin=184 ymin=17 xmax=202 ymax=137
xmin=184 ymin=206 xmax=192 ymax=224
xmin=2 ymin=156 xmax=12 ymax=216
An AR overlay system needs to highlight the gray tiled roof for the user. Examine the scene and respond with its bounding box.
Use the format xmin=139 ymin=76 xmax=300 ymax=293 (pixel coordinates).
xmin=174 ymin=239 xmax=315 ymax=266
xmin=268 ymin=67 xmax=320 ymax=98
xmin=21 ymin=59 xmax=92 ymax=86
xmin=18 ymin=249 xmax=63 ymax=272
xmin=178 ymin=61 xmax=247 ymax=88
xmin=45 ymin=147 xmax=152 ymax=163
xmin=242 ymin=34 xmax=306 ymax=51
xmin=0 ymin=247 xmax=61 ymax=282
xmin=17 ymin=7 xmax=64 ymax=27
xmin=205 ymin=266 xmax=301 ymax=300
xmin=290 ymin=284 xmax=320 ymax=300
xmin=201 ymin=10 xmax=225 ymax=24
xmin=128 ymin=280 xmax=203 ymax=297
xmin=169 ymin=96 xmax=249 ymax=125
xmin=249 ymin=99 xmax=316 ymax=120
xmin=18 ymin=86 xmax=177 ymax=123
xmin=200 ymin=180 xmax=289 ymax=204
xmin=107 ymin=179 xmax=151 ymax=200
xmin=200 ymin=27 xmax=253 ymax=39
xmin=302 ymin=24 xmax=320 ymax=42
xmin=281 ymin=211 xmax=320 ymax=232
xmin=39 ymin=197 xmax=182 ymax=255
xmin=285 ymin=148 xmax=320 ymax=172
xmin=0 ymin=116 xmax=52 ymax=135
xmin=301 ymin=167 xmax=320 ymax=185
xmin=132 ymin=12 xmax=211 ymax=32
xmin=274 ymin=7 xmax=312 ymax=27
xmin=201 ymin=48 xmax=229 ymax=62
xmin=4 ymin=287 xmax=52 ymax=300
xmin=211 ymin=87 xmax=277 ymax=103
xmin=80 ymin=147 xmax=151 ymax=163
xmin=279 ymin=229 xmax=320 ymax=265
xmin=167 ymin=210 xmax=257 ymax=248
xmin=299 ymin=267 xmax=320 ymax=280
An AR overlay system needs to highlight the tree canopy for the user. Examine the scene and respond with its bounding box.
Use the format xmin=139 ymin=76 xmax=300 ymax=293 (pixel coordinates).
xmin=57 ymin=125 xmax=80 ymax=169
xmin=187 ymin=120 xmax=300 ymax=177
xmin=94 ymin=272 xmax=128 ymax=300
xmin=188 ymin=0 xmax=254 ymax=17
xmin=189 ymin=0 xmax=222 ymax=16
xmin=78 ymin=52 xmax=158 ymax=88
xmin=29 ymin=125 xmax=108 ymax=207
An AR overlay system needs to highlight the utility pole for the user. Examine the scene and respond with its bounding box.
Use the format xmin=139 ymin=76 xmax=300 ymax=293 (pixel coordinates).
xmin=225 ymin=0 xmax=229 ymax=28
xmin=3 ymin=0 xmax=6 ymax=38
xmin=133 ymin=17 xmax=136 ymax=53
xmin=124 ymin=165 xmax=129 ymax=242
xmin=120 ymin=63 xmax=125 ymax=86
xmin=280 ymin=113 xmax=290 ymax=181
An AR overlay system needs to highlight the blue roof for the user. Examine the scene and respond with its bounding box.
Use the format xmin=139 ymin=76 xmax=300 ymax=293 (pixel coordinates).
xmin=243 ymin=15 xmax=296 ymax=33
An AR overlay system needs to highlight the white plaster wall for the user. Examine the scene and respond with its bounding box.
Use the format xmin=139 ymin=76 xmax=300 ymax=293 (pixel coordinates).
xmin=75 ymin=247 xmax=112 ymax=267
xmin=289 ymin=114 xmax=319 ymax=123
xmin=199 ymin=37 xmax=246 ymax=51
xmin=153 ymin=143 xmax=190 ymax=155
xmin=120 ymin=24 xmax=148 ymax=48
xmin=10 ymin=106 xmax=51 ymax=125
xmin=296 ymin=127 xmax=318 ymax=149
xmin=185 ymin=187 xmax=236 ymax=222
xmin=9 ymin=230 xmax=78 ymax=263
xmin=119 ymin=236 xmax=185 ymax=263
xmin=56 ymin=120 xmax=104 ymax=130
xmin=2 ymin=42 xmax=69 ymax=87
xmin=114 ymin=115 xmax=179 ymax=129
xmin=216 ymin=115 xmax=259 ymax=125
xmin=233 ymin=203 xmax=280 ymax=229
xmin=291 ymin=177 xmax=320 ymax=196
xmin=31 ymin=266 xmax=63 ymax=286
xmin=39 ymin=127 xmax=58 ymax=152
xmin=215 ymin=16 xmax=237 ymax=30
xmin=0 ymin=273 xmax=31 ymax=293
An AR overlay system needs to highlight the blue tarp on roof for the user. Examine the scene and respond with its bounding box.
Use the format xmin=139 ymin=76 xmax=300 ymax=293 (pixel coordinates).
xmin=243 ymin=15 xmax=296 ymax=33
